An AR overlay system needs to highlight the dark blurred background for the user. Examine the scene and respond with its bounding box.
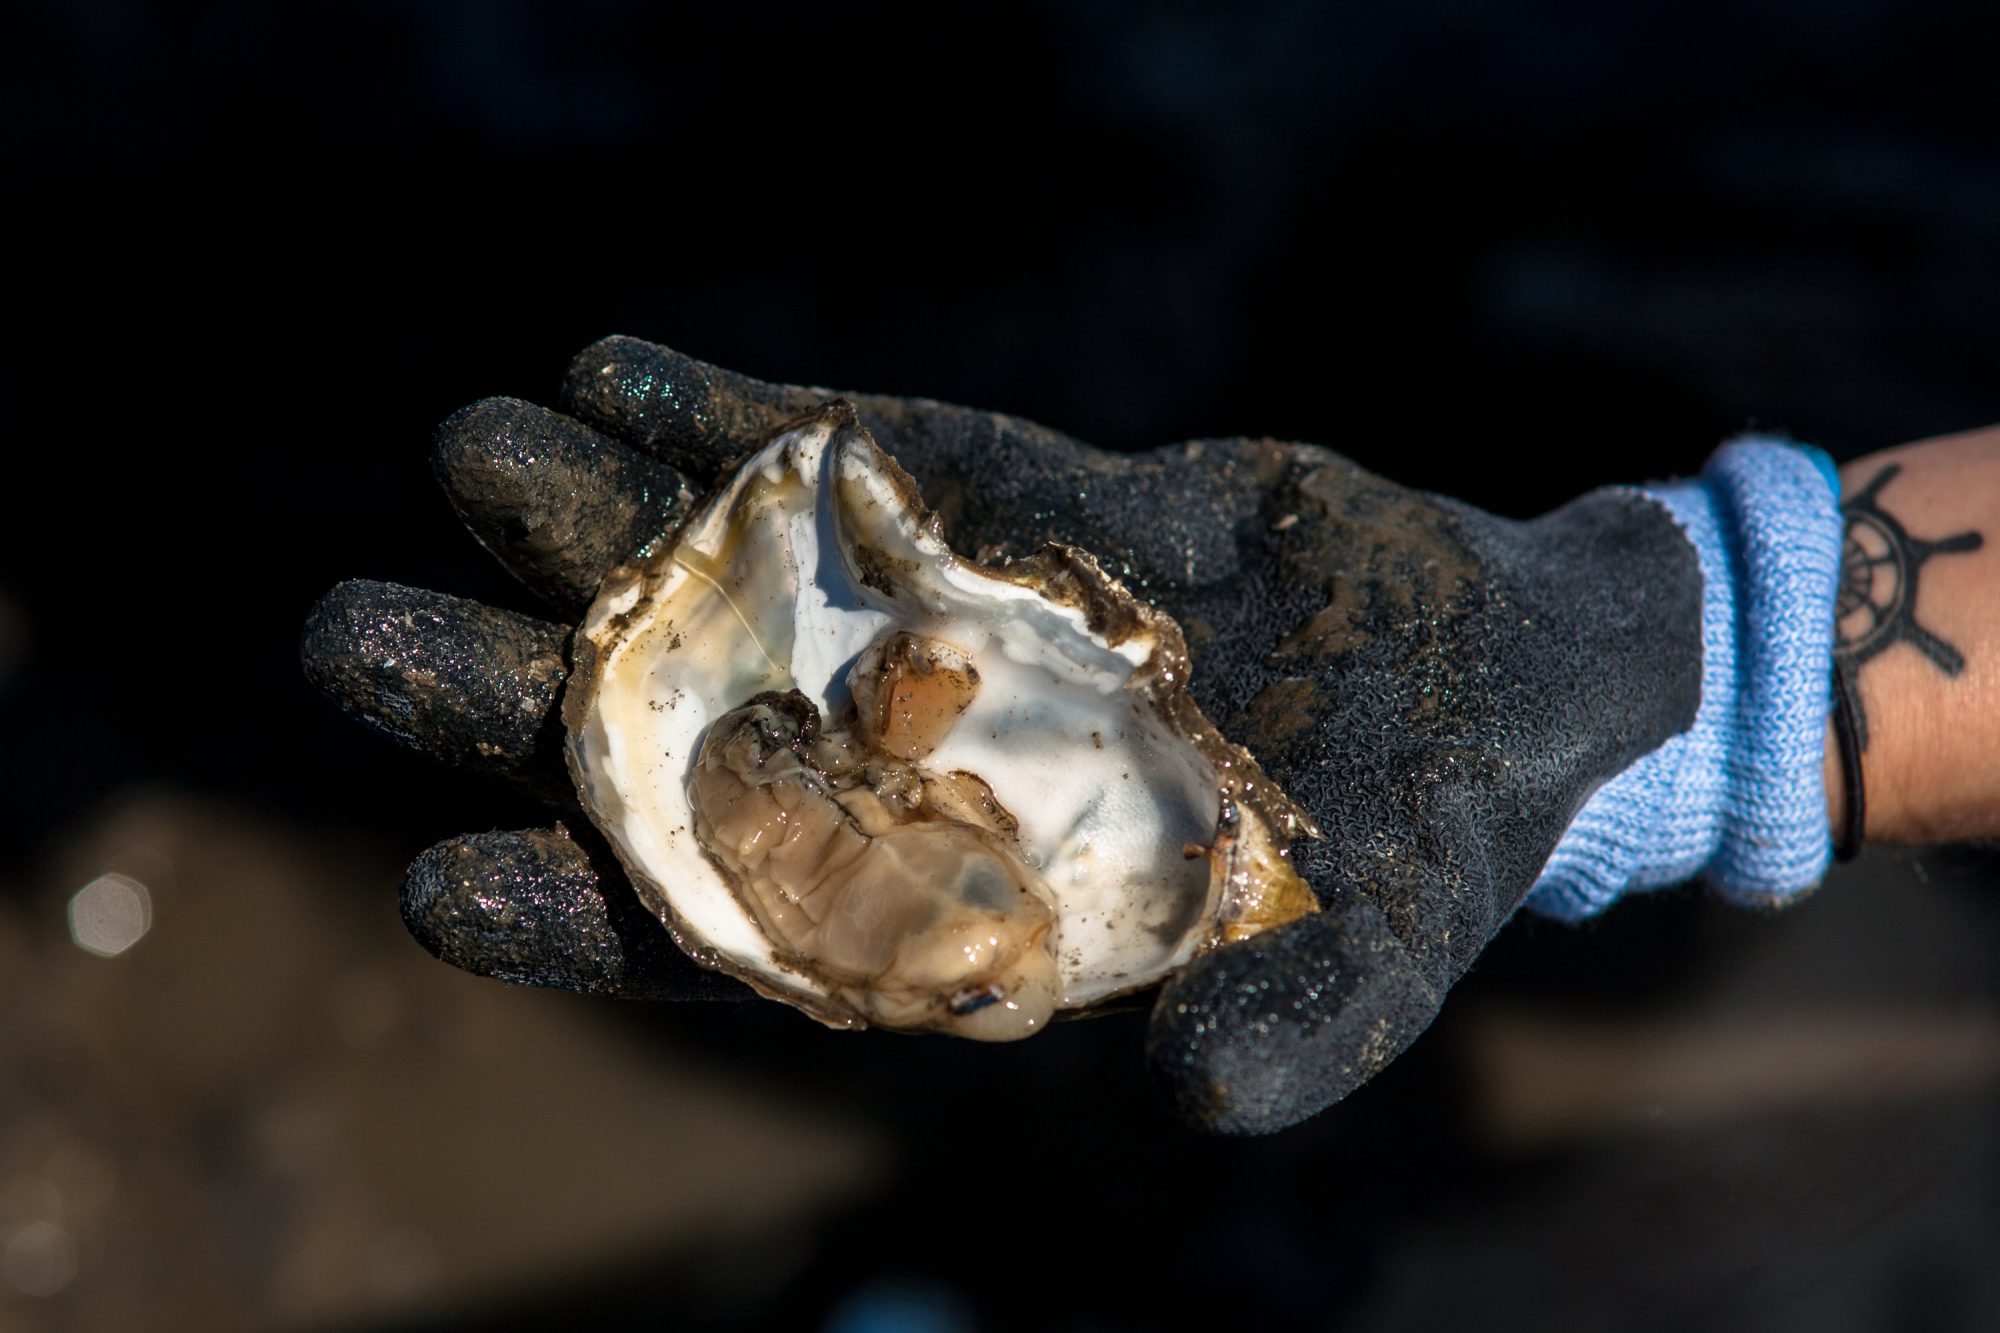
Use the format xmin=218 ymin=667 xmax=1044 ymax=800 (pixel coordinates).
xmin=3 ymin=2 xmax=1999 ymax=1329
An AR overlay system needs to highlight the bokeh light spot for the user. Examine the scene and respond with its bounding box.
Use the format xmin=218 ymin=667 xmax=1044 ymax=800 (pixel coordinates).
xmin=5 ymin=1221 xmax=79 ymax=1298
xmin=67 ymin=873 xmax=153 ymax=958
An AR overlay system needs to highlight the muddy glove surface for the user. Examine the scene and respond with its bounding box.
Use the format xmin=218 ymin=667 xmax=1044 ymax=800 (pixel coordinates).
xmin=304 ymin=336 xmax=1711 ymax=1134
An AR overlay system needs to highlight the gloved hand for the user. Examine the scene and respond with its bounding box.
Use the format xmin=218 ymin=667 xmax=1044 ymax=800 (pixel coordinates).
xmin=303 ymin=336 xmax=1839 ymax=1134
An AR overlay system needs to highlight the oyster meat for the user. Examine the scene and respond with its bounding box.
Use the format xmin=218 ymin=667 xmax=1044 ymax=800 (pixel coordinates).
xmin=565 ymin=403 xmax=1316 ymax=1039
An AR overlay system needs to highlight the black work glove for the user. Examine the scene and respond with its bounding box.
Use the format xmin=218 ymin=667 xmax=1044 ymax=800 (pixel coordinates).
xmin=303 ymin=336 xmax=1701 ymax=1134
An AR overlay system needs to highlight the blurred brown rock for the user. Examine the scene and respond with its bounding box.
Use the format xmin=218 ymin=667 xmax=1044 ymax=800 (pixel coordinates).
xmin=0 ymin=792 xmax=884 ymax=1331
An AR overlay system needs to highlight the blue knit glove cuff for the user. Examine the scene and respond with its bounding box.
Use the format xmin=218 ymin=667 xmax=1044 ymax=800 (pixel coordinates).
xmin=1525 ymin=437 xmax=1844 ymax=921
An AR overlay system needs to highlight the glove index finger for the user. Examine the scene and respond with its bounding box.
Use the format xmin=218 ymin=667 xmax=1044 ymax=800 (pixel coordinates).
xmin=558 ymin=335 xmax=1104 ymax=499
xmin=560 ymin=335 xmax=825 ymax=482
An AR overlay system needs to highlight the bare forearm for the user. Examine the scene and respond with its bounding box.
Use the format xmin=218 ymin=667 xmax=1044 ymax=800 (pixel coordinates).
xmin=1826 ymin=425 xmax=2000 ymax=844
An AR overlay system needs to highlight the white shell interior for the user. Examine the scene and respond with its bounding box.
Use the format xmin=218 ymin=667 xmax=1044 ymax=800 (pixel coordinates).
xmin=569 ymin=415 xmax=1223 ymax=1013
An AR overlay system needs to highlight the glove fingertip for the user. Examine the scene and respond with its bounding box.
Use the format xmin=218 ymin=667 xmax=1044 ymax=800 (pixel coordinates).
xmin=557 ymin=334 xmax=818 ymax=479
xmin=1147 ymin=898 xmax=1441 ymax=1135
xmin=432 ymin=395 xmax=696 ymax=615
xmin=300 ymin=579 xmax=572 ymax=796
xmin=404 ymin=826 xmax=744 ymax=1002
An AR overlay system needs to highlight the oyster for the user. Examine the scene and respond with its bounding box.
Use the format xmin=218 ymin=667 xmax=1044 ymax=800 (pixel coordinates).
xmin=565 ymin=402 xmax=1316 ymax=1040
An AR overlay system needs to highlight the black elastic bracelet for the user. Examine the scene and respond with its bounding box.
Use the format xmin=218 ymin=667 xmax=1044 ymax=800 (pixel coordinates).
xmin=1830 ymin=662 xmax=1866 ymax=862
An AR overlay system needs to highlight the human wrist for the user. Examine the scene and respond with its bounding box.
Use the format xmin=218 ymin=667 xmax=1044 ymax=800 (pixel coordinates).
xmin=1832 ymin=429 xmax=2000 ymax=846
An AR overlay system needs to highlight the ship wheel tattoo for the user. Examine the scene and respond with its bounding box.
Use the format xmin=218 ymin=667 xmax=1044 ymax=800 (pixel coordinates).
xmin=1834 ymin=463 xmax=1982 ymax=749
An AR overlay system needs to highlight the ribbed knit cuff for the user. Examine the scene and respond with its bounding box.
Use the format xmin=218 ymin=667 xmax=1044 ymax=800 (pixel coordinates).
xmin=1526 ymin=438 xmax=1843 ymax=920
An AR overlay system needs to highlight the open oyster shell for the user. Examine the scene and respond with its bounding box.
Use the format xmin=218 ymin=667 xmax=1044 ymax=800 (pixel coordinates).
xmin=564 ymin=402 xmax=1317 ymax=1039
